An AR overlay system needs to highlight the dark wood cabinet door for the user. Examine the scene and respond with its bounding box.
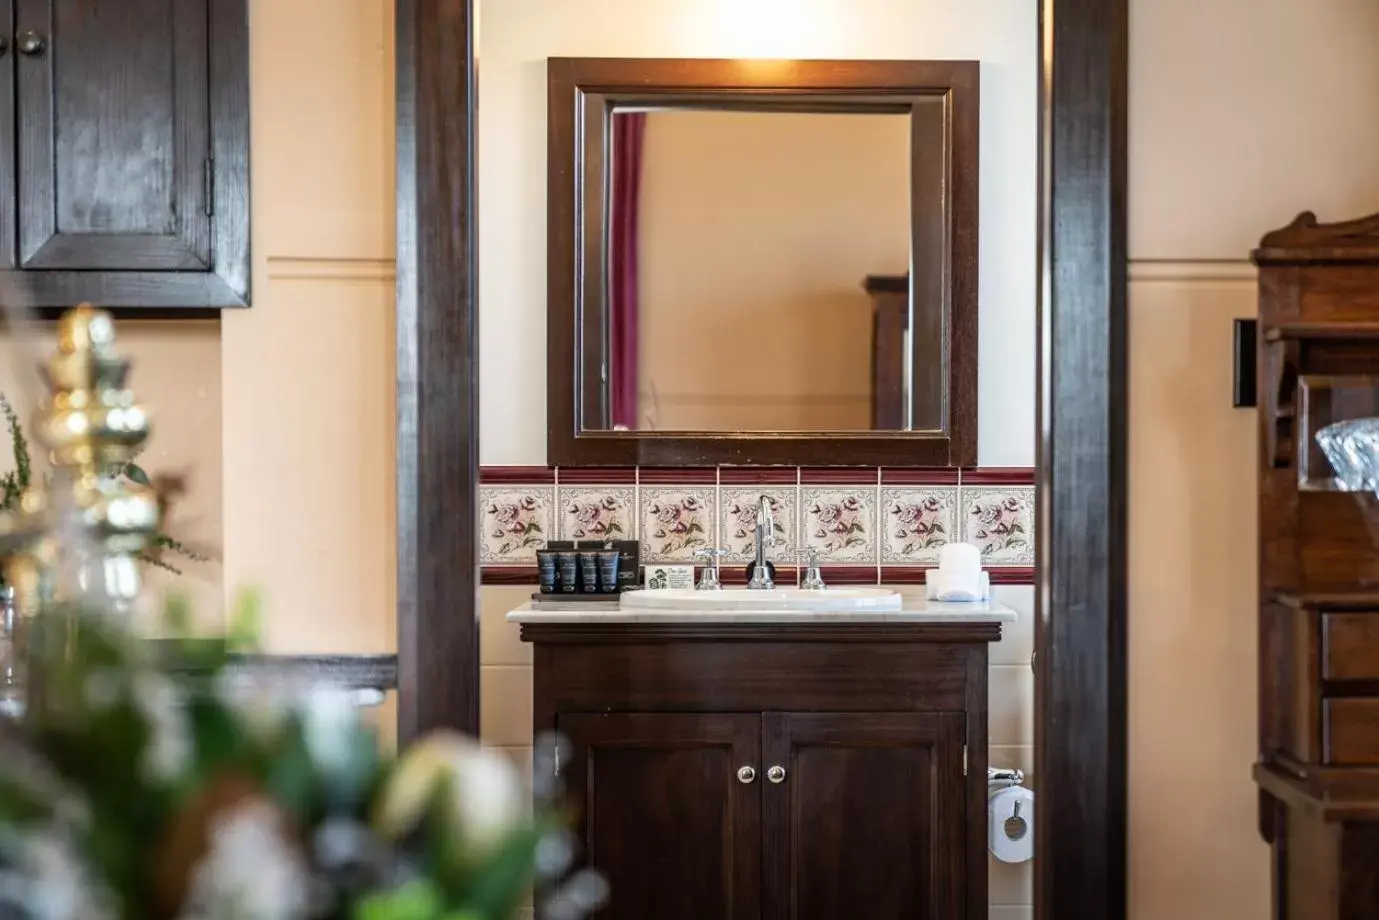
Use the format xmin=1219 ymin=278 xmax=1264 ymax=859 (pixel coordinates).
xmin=561 ymin=712 xmax=762 ymax=920
xmin=762 ymin=712 xmax=967 ymax=920
xmin=13 ymin=0 xmax=211 ymax=272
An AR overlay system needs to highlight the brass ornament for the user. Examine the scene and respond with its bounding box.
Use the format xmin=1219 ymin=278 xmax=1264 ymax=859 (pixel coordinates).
xmin=0 ymin=304 xmax=159 ymax=612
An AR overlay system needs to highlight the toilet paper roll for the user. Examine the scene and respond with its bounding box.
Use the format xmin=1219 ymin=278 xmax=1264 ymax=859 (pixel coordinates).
xmin=988 ymin=786 xmax=1035 ymax=863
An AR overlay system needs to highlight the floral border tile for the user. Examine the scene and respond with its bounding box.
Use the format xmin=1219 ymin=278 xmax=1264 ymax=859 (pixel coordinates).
xmin=558 ymin=486 xmax=636 ymax=542
xmin=799 ymin=487 xmax=877 ymax=564
xmin=478 ymin=486 xmax=555 ymax=563
xmin=641 ymin=487 xmax=715 ymax=563
xmin=720 ymin=487 xmax=797 ymax=564
xmin=880 ymin=486 xmax=957 ymax=564
xmin=962 ymin=486 xmax=1035 ymax=565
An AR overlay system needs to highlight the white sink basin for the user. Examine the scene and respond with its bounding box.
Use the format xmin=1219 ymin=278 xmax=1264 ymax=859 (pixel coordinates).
xmin=619 ymin=587 xmax=903 ymax=613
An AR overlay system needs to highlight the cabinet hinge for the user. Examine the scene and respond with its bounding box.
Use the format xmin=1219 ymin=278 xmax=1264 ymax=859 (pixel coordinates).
xmin=203 ymin=158 xmax=215 ymax=216
xmin=962 ymin=744 xmax=968 ymax=777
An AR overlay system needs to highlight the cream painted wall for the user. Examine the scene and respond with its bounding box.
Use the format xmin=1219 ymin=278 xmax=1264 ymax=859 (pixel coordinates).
xmin=220 ymin=0 xmax=397 ymax=657
xmin=1128 ymin=0 xmax=1379 ymax=917
xmin=477 ymin=0 xmax=1037 ymax=467
xmin=636 ymin=110 xmax=910 ymax=431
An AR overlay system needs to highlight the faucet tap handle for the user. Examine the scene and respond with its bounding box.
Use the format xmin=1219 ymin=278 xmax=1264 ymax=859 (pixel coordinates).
xmin=694 ymin=548 xmax=727 ymax=590
xmin=800 ymin=548 xmax=827 ymax=590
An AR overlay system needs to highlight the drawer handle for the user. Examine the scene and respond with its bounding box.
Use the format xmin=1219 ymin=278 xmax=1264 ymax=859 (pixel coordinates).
xmin=736 ymin=765 xmax=756 ymax=784
xmin=767 ymin=765 xmax=787 ymax=784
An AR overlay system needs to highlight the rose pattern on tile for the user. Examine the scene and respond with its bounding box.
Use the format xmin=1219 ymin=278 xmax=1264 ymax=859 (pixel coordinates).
xmin=720 ymin=488 xmax=796 ymax=562
xmin=478 ymin=487 xmax=554 ymax=563
xmin=800 ymin=488 xmax=876 ymax=563
xmin=963 ymin=487 xmax=1035 ymax=565
xmin=641 ymin=489 xmax=715 ymax=562
xmin=560 ymin=487 xmax=635 ymax=541
xmin=881 ymin=487 xmax=956 ymax=564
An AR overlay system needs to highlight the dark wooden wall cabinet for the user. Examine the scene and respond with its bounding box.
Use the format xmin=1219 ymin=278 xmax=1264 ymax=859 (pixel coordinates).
xmin=1252 ymin=212 xmax=1379 ymax=918
xmin=0 ymin=0 xmax=249 ymax=310
xmin=523 ymin=619 xmax=1001 ymax=920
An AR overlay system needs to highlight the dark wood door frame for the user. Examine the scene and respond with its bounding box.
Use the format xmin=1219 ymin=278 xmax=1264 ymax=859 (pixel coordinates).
xmin=393 ymin=1 xmax=1129 ymax=919
xmin=394 ymin=0 xmax=479 ymax=743
xmin=1035 ymin=0 xmax=1129 ymax=918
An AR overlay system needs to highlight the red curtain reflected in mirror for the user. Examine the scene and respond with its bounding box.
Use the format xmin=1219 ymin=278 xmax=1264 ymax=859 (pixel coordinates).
xmin=609 ymin=112 xmax=646 ymax=430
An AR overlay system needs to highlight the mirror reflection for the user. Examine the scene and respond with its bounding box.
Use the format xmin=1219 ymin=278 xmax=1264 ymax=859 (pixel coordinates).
xmin=595 ymin=106 xmax=918 ymax=432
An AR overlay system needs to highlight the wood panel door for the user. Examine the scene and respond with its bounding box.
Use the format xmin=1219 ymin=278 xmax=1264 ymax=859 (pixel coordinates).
xmin=12 ymin=0 xmax=211 ymax=272
xmin=560 ymin=712 xmax=762 ymax=920
xmin=762 ymin=712 xmax=967 ymax=920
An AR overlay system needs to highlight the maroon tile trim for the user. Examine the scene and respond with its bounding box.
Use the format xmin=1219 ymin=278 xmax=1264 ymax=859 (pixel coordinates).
xmin=800 ymin=468 xmax=879 ymax=485
xmin=988 ymin=566 xmax=1035 ymax=585
xmin=482 ymin=565 xmax=541 ymax=585
xmin=718 ymin=566 xmax=800 ymax=587
xmin=479 ymin=466 xmax=555 ymax=484
xmin=720 ymin=467 xmax=799 ymax=485
xmin=556 ymin=467 xmax=637 ymax=484
xmin=817 ymin=565 xmax=881 ymax=585
xmin=880 ymin=468 xmax=960 ymax=485
xmin=480 ymin=562 xmax=1034 ymax=587
xmin=640 ymin=467 xmax=716 ymax=485
xmin=879 ymin=566 xmax=930 ymax=584
xmin=960 ymin=467 xmax=1036 ymax=485
xmin=878 ymin=565 xmax=1035 ymax=586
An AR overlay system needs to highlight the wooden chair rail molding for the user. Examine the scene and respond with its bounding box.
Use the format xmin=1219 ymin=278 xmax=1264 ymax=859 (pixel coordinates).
xmin=1252 ymin=209 xmax=1379 ymax=919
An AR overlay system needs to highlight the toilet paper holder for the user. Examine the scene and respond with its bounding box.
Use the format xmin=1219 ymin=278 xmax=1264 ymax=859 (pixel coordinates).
xmin=987 ymin=768 xmax=1032 ymax=847
xmin=987 ymin=767 xmax=1025 ymax=790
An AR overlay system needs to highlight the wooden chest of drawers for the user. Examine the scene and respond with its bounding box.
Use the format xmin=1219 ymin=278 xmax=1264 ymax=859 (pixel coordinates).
xmin=1267 ymin=594 xmax=1379 ymax=769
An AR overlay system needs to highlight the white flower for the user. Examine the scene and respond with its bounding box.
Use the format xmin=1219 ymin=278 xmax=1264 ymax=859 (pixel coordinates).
xmin=180 ymin=801 xmax=310 ymax=920
xmin=0 ymin=829 xmax=114 ymax=920
xmin=300 ymin=686 xmax=360 ymax=778
xmin=374 ymin=731 xmax=523 ymax=857
xmin=213 ymin=671 xmax=289 ymax=743
xmin=131 ymin=672 xmax=192 ymax=782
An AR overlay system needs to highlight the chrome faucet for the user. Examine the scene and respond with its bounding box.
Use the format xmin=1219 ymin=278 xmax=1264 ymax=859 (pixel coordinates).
xmin=746 ymin=495 xmax=775 ymax=590
xmin=800 ymin=549 xmax=827 ymax=591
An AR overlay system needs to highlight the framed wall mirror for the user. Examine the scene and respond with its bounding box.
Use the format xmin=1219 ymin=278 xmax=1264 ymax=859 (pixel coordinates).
xmin=547 ymin=58 xmax=978 ymax=467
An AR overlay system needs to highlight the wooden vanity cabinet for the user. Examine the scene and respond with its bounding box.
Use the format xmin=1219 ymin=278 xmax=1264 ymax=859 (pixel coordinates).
xmin=522 ymin=620 xmax=1000 ymax=920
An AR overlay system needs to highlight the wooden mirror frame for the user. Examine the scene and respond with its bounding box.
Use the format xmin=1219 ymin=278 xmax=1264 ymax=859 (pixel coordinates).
xmin=395 ymin=1 xmax=1128 ymax=918
xmin=546 ymin=57 xmax=979 ymax=469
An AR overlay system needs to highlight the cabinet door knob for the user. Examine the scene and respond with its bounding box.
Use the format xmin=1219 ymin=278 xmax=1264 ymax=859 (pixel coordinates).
xmin=767 ymin=765 xmax=787 ymax=784
xmin=736 ymin=765 xmax=756 ymax=784
xmin=17 ymin=31 xmax=45 ymax=56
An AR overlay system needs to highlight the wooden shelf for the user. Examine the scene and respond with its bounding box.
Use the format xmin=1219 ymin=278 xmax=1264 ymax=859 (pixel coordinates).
xmin=1266 ymin=322 xmax=1379 ymax=343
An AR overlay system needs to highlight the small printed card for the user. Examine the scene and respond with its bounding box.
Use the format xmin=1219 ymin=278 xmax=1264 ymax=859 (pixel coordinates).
xmin=644 ymin=564 xmax=695 ymax=590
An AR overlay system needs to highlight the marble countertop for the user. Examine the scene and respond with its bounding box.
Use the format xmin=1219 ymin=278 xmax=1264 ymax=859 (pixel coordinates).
xmin=506 ymin=597 xmax=1017 ymax=625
